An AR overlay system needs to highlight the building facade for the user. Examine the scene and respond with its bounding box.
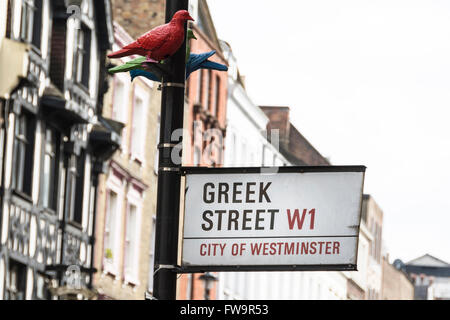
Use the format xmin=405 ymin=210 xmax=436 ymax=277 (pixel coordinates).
xmin=177 ymin=0 xmax=229 ymax=300
xmin=361 ymin=194 xmax=384 ymax=299
xmin=343 ymin=194 xmax=385 ymax=300
xmin=381 ymin=255 xmax=414 ymax=300
xmin=0 ymin=0 xmax=118 ymax=299
xmin=92 ymin=21 xmax=161 ymax=300
xmin=396 ymin=254 xmax=450 ymax=300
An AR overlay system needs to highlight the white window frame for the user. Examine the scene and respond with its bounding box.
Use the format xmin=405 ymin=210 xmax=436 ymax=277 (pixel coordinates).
xmin=112 ymin=74 xmax=130 ymax=153
xmin=147 ymin=216 xmax=156 ymax=294
xmin=103 ymin=173 xmax=124 ymax=277
xmin=123 ymin=185 xmax=143 ymax=285
xmin=130 ymin=86 xmax=148 ymax=164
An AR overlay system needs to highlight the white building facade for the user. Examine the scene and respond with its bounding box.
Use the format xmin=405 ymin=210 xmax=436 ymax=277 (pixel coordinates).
xmin=217 ymin=42 xmax=348 ymax=300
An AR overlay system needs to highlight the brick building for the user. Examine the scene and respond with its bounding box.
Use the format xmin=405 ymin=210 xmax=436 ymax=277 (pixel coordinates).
xmin=92 ymin=21 xmax=161 ymax=300
xmin=260 ymin=106 xmax=330 ymax=166
xmin=381 ymin=256 xmax=414 ymax=300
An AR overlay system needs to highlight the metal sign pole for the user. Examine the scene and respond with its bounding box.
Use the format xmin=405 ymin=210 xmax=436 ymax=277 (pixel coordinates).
xmin=152 ymin=0 xmax=189 ymax=300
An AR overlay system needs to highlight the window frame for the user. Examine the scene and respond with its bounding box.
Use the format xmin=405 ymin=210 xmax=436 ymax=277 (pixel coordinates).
xmin=111 ymin=74 xmax=130 ymax=153
xmin=12 ymin=111 xmax=35 ymax=199
xmin=40 ymin=124 xmax=61 ymax=212
xmin=19 ymin=0 xmax=35 ymax=44
xmin=130 ymin=86 xmax=148 ymax=164
xmin=123 ymin=186 xmax=143 ymax=285
xmin=103 ymin=173 xmax=125 ymax=277
xmin=5 ymin=260 xmax=27 ymax=300
xmin=147 ymin=216 xmax=156 ymax=294
xmin=73 ymin=23 xmax=92 ymax=90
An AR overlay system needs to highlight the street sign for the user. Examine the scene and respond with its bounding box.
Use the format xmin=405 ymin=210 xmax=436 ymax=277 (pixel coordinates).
xmin=179 ymin=166 xmax=366 ymax=272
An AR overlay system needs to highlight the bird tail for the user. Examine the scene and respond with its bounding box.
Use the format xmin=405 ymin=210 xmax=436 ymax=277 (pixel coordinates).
xmin=202 ymin=60 xmax=228 ymax=72
xmin=108 ymin=47 xmax=143 ymax=59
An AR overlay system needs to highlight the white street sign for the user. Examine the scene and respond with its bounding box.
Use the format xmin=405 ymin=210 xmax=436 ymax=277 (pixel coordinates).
xmin=180 ymin=166 xmax=365 ymax=272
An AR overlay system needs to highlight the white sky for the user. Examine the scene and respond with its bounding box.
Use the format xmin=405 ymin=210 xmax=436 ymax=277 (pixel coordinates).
xmin=207 ymin=0 xmax=450 ymax=264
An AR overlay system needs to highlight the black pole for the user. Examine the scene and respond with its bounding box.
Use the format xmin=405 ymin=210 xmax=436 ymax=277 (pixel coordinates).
xmin=152 ymin=0 xmax=189 ymax=300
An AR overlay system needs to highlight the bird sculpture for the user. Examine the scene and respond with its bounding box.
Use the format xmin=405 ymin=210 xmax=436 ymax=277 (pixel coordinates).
xmin=107 ymin=10 xmax=194 ymax=62
xmin=108 ymin=30 xmax=197 ymax=75
xmin=108 ymin=29 xmax=228 ymax=83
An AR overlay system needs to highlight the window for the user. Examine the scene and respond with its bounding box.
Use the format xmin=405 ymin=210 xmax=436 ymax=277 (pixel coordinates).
xmin=13 ymin=111 xmax=35 ymax=197
xmin=112 ymin=78 xmax=127 ymax=122
xmin=20 ymin=0 xmax=34 ymax=43
xmin=72 ymin=150 xmax=86 ymax=224
xmin=207 ymin=70 xmax=212 ymax=111
xmin=74 ymin=25 xmax=91 ymax=88
xmin=6 ymin=0 xmax=12 ymax=38
xmin=197 ymin=69 xmax=203 ymax=103
xmin=147 ymin=217 xmax=156 ymax=294
xmin=31 ymin=0 xmax=42 ymax=49
xmin=213 ymin=75 xmax=220 ymax=117
xmin=112 ymin=76 xmax=129 ymax=152
xmin=124 ymin=201 xmax=140 ymax=283
xmin=41 ymin=127 xmax=59 ymax=211
xmin=104 ymin=190 xmax=119 ymax=270
xmin=5 ymin=260 xmax=27 ymax=300
xmin=65 ymin=151 xmax=85 ymax=226
xmin=130 ymin=91 xmax=147 ymax=162
xmin=35 ymin=274 xmax=50 ymax=300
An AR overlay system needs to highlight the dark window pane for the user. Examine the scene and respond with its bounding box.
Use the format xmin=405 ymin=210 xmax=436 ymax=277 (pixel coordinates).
xmin=6 ymin=260 xmax=27 ymax=300
xmin=81 ymin=26 xmax=91 ymax=88
xmin=73 ymin=150 xmax=86 ymax=225
xmin=13 ymin=112 xmax=35 ymax=196
xmin=31 ymin=0 xmax=42 ymax=49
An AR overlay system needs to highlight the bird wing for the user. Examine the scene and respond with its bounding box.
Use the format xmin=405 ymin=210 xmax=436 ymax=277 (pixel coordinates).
xmin=188 ymin=51 xmax=217 ymax=73
xmin=136 ymin=24 xmax=172 ymax=51
xmin=200 ymin=60 xmax=228 ymax=72
xmin=109 ymin=57 xmax=147 ymax=73
xmin=130 ymin=69 xmax=161 ymax=82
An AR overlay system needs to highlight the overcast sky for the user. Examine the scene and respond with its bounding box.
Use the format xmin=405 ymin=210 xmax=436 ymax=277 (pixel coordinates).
xmin=207 ymin=0 xmax=450 ymax=264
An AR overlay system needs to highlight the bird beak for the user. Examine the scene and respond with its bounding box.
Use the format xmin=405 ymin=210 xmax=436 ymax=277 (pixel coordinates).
xmin=188 ymin=14 xmax=195 ymax=21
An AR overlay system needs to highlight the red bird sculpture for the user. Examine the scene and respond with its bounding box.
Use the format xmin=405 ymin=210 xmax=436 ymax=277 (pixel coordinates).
xmin=107 ymin=10 xmax=194 ymax=62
